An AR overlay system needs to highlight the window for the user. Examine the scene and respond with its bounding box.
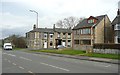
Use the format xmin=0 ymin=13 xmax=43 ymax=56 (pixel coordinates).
xmin=50 ymin=34 xmax=53 ymax=39
xmin=74 ymin=40 xmax=79 ymax=44
xmin=63 ymin=33 xmax=66 ymax=35
xmin=115 ymin=31 xmax=120 ymax=37
xmin=80 ymin=28 xmax=91 ymax=34
xmin=63 ymin=33 xmax=66 ymax=38
xmin=114 ymin=24 xmax=120 ymax=30
xmin=68 ymin=40 xmax=71 ymax=47
xmin=80 ymin=40 xmax=91 ymax=45
xmin=68 ymin=33 xmax=71 ymax=35
xmin=50 ymin=41 xmax=53 ymax=46
xmin=77 ymin=30 xmax=80 ymax=35
xmin=44 ymin=35 xmax=46 ymax=37
xmin=44 ymin=33 xmax=47 ymax=39
xmin=88 ymin=19 xmax=94 ymax=23
xmin=118 ymin=38 xmax=120 ymax=43
xmin=68 ymin=33 xmax=71 ymax=38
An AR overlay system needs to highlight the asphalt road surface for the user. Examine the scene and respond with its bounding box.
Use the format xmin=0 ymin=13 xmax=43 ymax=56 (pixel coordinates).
xmin=2 ymin=49 xmax=119 ymax=74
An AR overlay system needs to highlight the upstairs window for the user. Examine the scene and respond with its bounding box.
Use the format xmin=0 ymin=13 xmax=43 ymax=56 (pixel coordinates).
xmin=80 ymin=28 xmax=91 ymax=34
xmin=44 ymin=33 xmax=47 ymax=39
xmin=50 ymin=34 xmax=53 ymax=39
xmin=88 ymin=19 xmax=94 ymax=23
xmin=114 ymin=24 xmax=120 ymax=30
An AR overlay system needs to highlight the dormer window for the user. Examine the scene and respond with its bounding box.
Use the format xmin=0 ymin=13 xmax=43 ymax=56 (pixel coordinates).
xmin=88 ymin=19 xmax=94 ymax=23
xmin=87 ymin=16 xmax=98 ymax=24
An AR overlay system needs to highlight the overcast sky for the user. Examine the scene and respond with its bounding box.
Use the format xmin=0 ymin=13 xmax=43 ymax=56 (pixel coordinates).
xmin=0 ymin=0 xmax=120 ymax=39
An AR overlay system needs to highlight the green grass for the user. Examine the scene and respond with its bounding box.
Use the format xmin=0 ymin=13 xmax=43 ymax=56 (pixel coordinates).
xmin=81 ymin=53 xmax=120 ymax=59
xmin=29 ymin=49 xmax=120 ymax=60
xmin=30 ymin=49 xmax=86 ymax=55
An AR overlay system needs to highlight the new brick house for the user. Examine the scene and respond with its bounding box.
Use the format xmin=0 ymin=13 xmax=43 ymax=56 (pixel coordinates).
xmin=112 ymin=9 xmax=120 ymax=44
xmin=72 ymin=15 xmax=113 ymax=50
xmin=26 ymin=24 xmax=72 ymax=49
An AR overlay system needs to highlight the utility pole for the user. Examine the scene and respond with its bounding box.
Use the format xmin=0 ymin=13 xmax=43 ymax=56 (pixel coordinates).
xmin=29 ymin=10 xmax=38 ymax=28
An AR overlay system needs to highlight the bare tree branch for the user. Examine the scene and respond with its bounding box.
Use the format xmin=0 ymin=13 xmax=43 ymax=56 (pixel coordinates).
xmin=55 ymin=16 xmax=84 ymax=29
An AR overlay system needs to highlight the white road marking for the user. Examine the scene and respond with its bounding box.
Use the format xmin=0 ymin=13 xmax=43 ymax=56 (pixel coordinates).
xmin=40 ymin=62 xmax=70 ymax=72
xmin=7 ymin=54 xmax=16 ymax=57
xmin=28 ymin=71 xmax=33 ymax=73
xmin=19 ymin=66 xmax=24 ymax=69
xmin=12 ymin=63 xmax=17 ymax=66
xmin=19 ymin=57 xmax=32 ymax=61
xmin=105 ymin=65 xmax=111 ymax=67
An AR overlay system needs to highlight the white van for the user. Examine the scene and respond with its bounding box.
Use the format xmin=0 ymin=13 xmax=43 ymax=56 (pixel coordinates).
xmin=3 ymin=43 xmax=12 ymax=50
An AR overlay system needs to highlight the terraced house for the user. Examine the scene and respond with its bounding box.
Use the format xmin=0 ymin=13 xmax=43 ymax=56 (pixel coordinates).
xmin=72 ymin=15 xmax=113 ymax=50
xmin=26 ymin=24 xmax=72 ymax=49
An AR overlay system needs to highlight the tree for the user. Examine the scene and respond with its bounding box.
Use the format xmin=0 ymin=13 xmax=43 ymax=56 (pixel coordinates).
xmin=4 ymin=34 xmax=27 ymax=48
xmin=56 ymin=16 xmax=84 ymax=29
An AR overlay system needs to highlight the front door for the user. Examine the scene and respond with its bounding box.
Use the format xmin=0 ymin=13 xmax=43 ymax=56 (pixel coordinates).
xmin=44 ymin=41 xmax=47 ymax=48
xmin=62 ymin=42 xmax=65 ymax=47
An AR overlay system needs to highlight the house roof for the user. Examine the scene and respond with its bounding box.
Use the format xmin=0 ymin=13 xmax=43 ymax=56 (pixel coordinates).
xmin=73 ymin=15 xmax=106 ymax=30
xmin=112 ymin=15 xmax=120 ymax=25
xmin=29 ymin=28 xmax=72 ymax=33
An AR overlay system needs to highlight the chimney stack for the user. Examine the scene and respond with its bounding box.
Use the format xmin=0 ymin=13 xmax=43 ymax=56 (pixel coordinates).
xmin=53 ymin=24 xmax=55 ymax=31
xmin=33 ymin=24 xmax=36 ymax=30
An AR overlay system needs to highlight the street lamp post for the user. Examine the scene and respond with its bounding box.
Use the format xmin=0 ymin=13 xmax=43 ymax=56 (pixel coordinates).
xmin=29 ymin=10 xmax=38 ymax=28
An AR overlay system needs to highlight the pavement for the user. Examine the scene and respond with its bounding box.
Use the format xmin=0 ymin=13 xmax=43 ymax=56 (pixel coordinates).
xmin=26 ymin=50 xmax=120 ymax=65
xmin=2 ymin=50 xmax=119 ymax=73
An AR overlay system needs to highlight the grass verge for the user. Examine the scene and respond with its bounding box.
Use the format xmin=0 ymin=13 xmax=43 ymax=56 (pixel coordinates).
xmin=29 ymin=49 xmax=120 ymax=60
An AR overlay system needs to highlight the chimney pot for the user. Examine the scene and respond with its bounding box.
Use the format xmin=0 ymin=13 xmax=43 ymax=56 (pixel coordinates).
xmin=117 ymin=9 xmax=120 ymax=15
xmin=33 ymin=24 xmax=36 ymax=30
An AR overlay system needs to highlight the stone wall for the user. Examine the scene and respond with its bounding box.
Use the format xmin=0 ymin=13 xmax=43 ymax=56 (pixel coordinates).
xmin=93 ymin=49 xmax=120 ymax=54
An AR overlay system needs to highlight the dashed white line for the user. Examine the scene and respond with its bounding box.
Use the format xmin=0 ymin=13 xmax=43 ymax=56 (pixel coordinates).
xmin=19 ymin=66 xmax=24 ymax=69
xmin=19 ymin=57 xmax=32 ymax=61
xmin=12 ymin=63 xmax=17 ymax=66
xmin=40 ymin=62 xmax=70 ymax=71
xmin=28 ymin=71 xmax=33 ymax=73
xmin=7 ymin=54 xmax=16 ymax=57
xmin=105 ymin=65 xmax=111 ymax=67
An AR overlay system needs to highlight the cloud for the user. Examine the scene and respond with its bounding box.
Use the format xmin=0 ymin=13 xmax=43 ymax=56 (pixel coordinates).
xmin=1 ymin=0 xmax=119 ymax=39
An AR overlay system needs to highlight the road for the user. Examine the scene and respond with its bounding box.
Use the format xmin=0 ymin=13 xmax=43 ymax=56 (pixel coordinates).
xmin=2 ymin=49 xmax=119 ymax=74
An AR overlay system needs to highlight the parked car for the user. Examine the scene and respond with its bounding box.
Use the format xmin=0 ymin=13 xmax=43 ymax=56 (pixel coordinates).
xmin=57 ymin=45 xmax=66 ymax=49
xmin=3 ymin=43 xmax=12 ymax=50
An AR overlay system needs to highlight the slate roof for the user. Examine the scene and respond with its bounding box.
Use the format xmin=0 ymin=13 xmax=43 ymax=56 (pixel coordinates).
xmin=29 ymin=28 xmax=72 ymax=33
xmin=73 ymin=15 xmax=107 ymax=30
xmin=112 ymin=15 xmax=120 ymax=25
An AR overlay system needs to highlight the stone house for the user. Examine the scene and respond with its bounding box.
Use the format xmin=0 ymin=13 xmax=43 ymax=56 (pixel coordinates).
xmin=26 ymin=25 xmax=72 ymax=49
xmin=72 ymin=15 xmax=112 ymax=50
xmin=112 ymin=9 xmax=120 ymax=44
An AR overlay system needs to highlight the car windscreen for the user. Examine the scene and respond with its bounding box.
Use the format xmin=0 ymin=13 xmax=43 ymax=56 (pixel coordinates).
xmin=5 ymin=45 xmax=12 ymax=47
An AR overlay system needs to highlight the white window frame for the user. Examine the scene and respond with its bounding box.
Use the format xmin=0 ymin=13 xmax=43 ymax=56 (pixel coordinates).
xmin=44 ymin=33 xmax=47 ymax=39
xmin=114 ymin=24 xmax=120 ymax=30
xmin=50 ymin=34 xmax=53 ymax=39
